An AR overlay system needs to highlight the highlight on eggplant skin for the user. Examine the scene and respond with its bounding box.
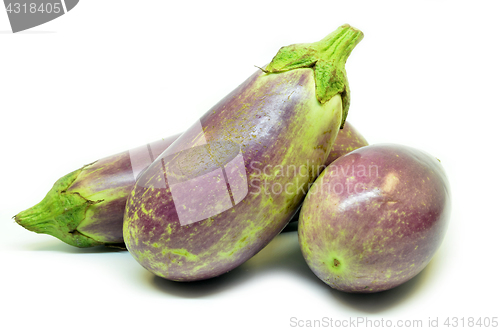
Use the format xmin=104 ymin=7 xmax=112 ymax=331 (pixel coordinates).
xmin=123 ymin=25 xmax=363 ymax=281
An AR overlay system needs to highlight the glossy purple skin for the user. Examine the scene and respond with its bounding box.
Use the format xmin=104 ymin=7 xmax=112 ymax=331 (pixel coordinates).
xmin=124 ymin=68 xmax=340 ymax=281
xmin=299 ymin=144 xmax=451 ymax=293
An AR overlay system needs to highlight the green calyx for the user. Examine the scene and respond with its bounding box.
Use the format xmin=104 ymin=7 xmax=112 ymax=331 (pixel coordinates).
xmin=265 ymin=24 xmax=363 ymax=128
xmin=14 ymin=168 xmax=104 ymax=248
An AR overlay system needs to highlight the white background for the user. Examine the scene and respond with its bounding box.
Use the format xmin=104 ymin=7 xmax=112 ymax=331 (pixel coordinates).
xmin=1 ymin=1 xmax=499 ymax=330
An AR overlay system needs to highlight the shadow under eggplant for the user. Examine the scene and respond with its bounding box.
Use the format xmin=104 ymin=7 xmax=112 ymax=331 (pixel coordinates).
xmin=149 ymin=231 xmax=442 ymax=313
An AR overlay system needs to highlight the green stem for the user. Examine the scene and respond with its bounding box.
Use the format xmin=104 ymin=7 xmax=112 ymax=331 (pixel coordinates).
xmin=265 ymin=24 xmax=363 ymax=128
xmin=14 ymin=169 xmax=103 ymax=247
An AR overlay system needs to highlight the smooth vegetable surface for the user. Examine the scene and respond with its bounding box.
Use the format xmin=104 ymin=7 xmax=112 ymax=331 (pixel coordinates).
xmin=123 ymin=25 xmax=363 ymax=281
xmin=299 ymin=144 xmax=451 ymax=293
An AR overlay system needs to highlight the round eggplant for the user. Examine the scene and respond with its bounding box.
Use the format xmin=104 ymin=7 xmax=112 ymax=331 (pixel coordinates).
xmin=298 ymin=144 xmax=451 ymax=293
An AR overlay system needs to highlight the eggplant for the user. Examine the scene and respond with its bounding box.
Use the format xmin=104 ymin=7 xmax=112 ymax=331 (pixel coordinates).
xmin=298 ymin=144 xmax=450 ymax=292
xmin=14 ymin=134 xmax=181 ymax=247
xmin=123 ymin=25 xmax=363 ymax=281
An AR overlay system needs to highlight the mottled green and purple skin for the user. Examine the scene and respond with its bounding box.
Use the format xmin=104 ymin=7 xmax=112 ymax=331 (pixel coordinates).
xmin=123 ymin=25 xmax=363 ymax=281
xmin=299 ymin=144 xmax=451 ymax=293
xmin=15 ymin=134 xmax=180 ymax=247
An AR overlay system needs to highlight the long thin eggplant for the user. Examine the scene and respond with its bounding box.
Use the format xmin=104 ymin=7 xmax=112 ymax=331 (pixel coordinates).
xmin=123 ymin=25 xmax=363 ymax=281
xmin=14 ymin=135 xmax=180 ymax=247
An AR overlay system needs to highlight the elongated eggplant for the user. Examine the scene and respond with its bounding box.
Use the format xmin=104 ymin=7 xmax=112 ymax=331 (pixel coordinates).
xmin=123 ymin=25 xmax=363 ymax=281
xmin=15 ymin=121 xmax=364 ymax=247
xmin=14 ymin=134 xmax=181 ymax=247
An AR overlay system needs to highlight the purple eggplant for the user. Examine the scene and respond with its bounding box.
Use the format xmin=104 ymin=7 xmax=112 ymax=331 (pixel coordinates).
xmin=123 ymin=25 xmax=363 ymax=281
xmin=298 ymin=144 xmax=451 ymax=292
xmin=15 ymin=134 xmax=181 ymax=247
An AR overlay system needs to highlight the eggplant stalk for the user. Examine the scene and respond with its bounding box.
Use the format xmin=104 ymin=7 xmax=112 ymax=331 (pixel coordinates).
xmin=265 ymin=24 xmax=362 ymax=128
